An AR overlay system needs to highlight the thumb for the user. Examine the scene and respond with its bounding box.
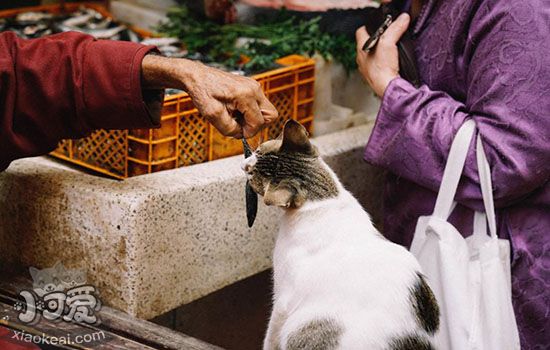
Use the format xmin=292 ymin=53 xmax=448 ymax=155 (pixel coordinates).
xmin=380 ymin=13 xmax=410 ymax=45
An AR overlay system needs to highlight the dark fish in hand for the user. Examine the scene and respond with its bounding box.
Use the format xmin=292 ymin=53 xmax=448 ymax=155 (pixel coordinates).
xmin=242 ymin=138 xmax=258 ymax=228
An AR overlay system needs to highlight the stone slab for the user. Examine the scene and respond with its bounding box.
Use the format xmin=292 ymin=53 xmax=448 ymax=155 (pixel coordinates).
xmin=0 ymin=123 xmax=384 ymax=319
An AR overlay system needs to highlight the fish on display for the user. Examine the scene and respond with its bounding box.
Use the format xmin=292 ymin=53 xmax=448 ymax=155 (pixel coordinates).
xmin=61 ymin=12 xmax=95 ymax=27
xmin=141 ymin=37 xmax=188 ymax=57
xmin=141 ymin=37 xmax=180 ymax=47
xmin=22 ymin=24 xmax=51 ymax=38
xmin=0 ymin=6 xmax=196 ymax=91
xmin=53 ymin=8 xmax=128 ymax=40
xmin=14 ymin=11 xmax=52 ymax=25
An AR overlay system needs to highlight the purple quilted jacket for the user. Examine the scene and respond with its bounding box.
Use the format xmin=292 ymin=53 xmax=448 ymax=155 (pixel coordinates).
xmin=364 ymin=0 xmax=550 ymax=348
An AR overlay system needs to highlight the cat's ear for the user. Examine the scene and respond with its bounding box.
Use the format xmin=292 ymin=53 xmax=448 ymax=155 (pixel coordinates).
xmin=281 ymin=120 xmax=316 ymax=155
xmin=263 ymin=180 xmax=306 ymax=208
xmin=29 ymin=267 xmax=39 ymax=280
xmin=53 ymin=261 xmax=65 ymax=273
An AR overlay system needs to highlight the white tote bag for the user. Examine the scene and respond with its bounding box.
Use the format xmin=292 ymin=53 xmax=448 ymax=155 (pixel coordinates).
xmin=410 ymin=119 xmax=520 ymax=350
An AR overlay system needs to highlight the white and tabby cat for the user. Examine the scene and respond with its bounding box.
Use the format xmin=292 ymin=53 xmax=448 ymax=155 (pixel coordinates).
xmin=242 ymin=120 xmax=439 ymax=350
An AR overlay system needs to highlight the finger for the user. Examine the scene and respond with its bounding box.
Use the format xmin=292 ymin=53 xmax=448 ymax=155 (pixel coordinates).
xmin=355 ymin=26 xmax=370 ymax=51
xmin=380 ymin=13 xmax=410 ymax=46
xmin=206 ymin=103 xmax=243 ymax=138
xmin=257 ymin=95 xmax=278 ymax=125
xmin=240 ymin=99 xmax=265 ymax=138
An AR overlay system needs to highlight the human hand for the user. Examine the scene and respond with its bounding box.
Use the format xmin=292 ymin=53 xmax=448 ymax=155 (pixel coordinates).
xmin=355 ymin=13 xmax=410 ymax=97
xmin=142 ymin=55 xmax=278 ymax=138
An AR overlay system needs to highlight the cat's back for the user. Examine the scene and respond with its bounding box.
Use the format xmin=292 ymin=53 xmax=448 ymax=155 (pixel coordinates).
xmin=274 ymin=192 xmax=439 ymax=349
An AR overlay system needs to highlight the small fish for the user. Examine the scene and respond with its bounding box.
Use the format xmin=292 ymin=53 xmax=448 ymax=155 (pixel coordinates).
xmin=15 ymin=11 xmax=52 ymax=24
xmin=242 ymin=138 xmax=258 ymax=228
xmin=87 ymin=19 xmax=113 ymax=30
xmin=22 ymin=24 xmax=48 ymax=37
xmin=141 ymin=37 xmax=180 ymax=47
xmin=55 ymin=18 xmax=127 ymax=39
xmin=85 ymin=25 xmax=127 ymax=39
xmin=62 ymin=13 xmax=94 ymax=27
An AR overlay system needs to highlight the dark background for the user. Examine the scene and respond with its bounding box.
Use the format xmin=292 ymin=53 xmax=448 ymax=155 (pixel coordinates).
xmin=0 ymin=1 xmax=108 ymax=11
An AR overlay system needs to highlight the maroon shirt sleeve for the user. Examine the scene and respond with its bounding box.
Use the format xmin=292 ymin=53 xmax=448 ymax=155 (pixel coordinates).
xmin=0 ymin=31 xmax=163 ymax=171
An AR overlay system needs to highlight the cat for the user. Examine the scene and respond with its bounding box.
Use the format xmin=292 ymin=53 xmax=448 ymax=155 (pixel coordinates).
xmin=242 ymin=120 xmax=440 ymax=350
xmin=29 ymin=261 xmax=65 ymax=297
xmin=29 ymin=262 xmax=87 ymax=296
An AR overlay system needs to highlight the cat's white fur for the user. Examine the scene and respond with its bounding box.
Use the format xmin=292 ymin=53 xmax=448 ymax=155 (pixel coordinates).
xmin=257 ymin=160 xmax=432 ymax=350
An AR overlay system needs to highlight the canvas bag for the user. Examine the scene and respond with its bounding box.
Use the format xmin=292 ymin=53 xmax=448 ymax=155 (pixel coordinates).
xmin=410 ymin=120 xmax=520 ymax=350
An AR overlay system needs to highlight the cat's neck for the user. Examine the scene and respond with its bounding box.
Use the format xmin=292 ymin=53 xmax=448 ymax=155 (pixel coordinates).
xmin=278 ymin=159 xmax=374 ymax=231
xmin=277 ymin=187 xmax=378 ymax=247
xmin=285 ymin=160 xmax=350 ymax=212
xmin=282 ymin=188 xmax=356 ymax=218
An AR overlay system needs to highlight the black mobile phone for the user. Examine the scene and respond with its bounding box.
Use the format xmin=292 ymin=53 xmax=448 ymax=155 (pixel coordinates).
xmin=362 ymin=14 xmax=393 ymax=52
xmin=362 ymin=3 xmax=421 ymax=87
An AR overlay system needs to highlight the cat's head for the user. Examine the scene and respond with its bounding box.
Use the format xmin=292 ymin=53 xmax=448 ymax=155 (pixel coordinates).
xmin=29 ymin=261 xmax=65 ymax=296
xmin=242 ymin=120 xmax=339 ymax=209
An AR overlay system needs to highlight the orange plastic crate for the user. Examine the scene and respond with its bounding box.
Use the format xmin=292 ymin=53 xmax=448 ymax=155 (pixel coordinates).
xmin=2 ymin=3 xmax=316 ymax=179
xmin=50 ymin=54 xmax=315 ymax=179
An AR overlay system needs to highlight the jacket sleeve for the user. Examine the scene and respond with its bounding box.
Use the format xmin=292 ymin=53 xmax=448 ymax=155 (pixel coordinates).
xmin=0 ymin=31 xmax=163 ymax=170
xmin=364 ymin=6 xmax=550 ymax=210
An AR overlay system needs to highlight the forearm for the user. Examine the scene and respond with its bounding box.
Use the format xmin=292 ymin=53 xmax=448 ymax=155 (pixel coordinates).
xmin=141 ymin=54 xmax=200 ymax=91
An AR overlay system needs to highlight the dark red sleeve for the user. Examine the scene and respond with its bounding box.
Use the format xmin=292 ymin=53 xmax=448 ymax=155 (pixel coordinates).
xmin=0 ymin=31 xmax=163 ymax=171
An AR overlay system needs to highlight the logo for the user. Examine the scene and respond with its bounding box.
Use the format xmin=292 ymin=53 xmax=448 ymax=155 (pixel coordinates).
xmin=13 ymin=262 xmax=101 ymax=325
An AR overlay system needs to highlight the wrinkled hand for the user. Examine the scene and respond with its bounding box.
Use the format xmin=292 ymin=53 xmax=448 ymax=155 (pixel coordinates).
xmin=142 ymin=55 xmax=278 ymax=138
xmin=184 ymin=62 xmax=278 ymax=138
xmin=355 ymin=13 xmax=410 ymax=97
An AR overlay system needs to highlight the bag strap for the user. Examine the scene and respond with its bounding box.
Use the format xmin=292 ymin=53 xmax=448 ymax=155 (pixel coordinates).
xmin=432 ymin=119 xmax=476 ymax=219
xmin=475 ymin=135 xmax=497 ymax=238
xmin=431 ymin=120 xmax=497 ymax=238
xmin=473 ymin=211 xmax=488 ymax=236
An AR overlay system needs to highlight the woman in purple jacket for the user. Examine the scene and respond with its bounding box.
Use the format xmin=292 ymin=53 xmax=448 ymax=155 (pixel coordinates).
xmin=356 ymin=0 xmax=549 ymax=348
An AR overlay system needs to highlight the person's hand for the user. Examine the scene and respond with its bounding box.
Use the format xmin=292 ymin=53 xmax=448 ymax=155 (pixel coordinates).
xmin=181 ymin=60 xmax=278 ymax=138
xmin=142 ymin=55 xmax=278 ymax=138
xmin=355 ymin=13 xmax=410 ymax=97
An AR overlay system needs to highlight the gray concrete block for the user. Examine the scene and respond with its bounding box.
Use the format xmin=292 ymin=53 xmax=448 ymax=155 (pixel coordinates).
xmin=0 ymin=124 xmax=383 ymax=319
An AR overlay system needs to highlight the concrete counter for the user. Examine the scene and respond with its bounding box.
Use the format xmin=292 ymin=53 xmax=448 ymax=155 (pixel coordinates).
xmin=0 ymin=123 xmax=384 ymax=319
